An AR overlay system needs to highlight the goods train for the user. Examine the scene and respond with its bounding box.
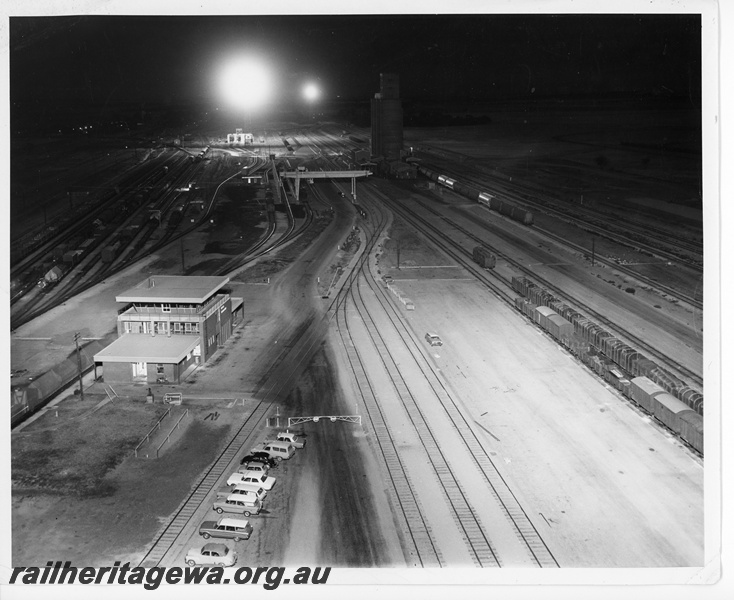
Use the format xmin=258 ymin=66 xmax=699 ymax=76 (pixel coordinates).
xmin=511 ymin=276 xmax=703 ymax=454
xmin=418 ymin=166 xmax=534 ymax=226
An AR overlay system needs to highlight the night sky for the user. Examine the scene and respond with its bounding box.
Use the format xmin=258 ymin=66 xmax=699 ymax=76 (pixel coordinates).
xmin=10 ymin=13 xmax=701 ymax=109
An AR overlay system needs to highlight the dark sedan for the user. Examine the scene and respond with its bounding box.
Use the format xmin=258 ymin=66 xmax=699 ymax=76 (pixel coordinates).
xmin=239 ymin=453 xmax=277 ymax=468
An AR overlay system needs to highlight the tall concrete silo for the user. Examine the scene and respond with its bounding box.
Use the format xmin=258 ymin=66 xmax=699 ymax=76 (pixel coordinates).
xmin=371 ymin=73 xmax=403 ymax=161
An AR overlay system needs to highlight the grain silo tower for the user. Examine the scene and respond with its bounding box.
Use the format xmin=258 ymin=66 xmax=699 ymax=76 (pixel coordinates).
xmin=370 ymin=73 xmax=403 ymax=161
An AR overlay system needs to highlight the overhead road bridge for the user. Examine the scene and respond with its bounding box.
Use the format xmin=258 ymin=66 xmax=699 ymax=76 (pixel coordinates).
xmin=280 ymin=170 xmax=371 ymax=202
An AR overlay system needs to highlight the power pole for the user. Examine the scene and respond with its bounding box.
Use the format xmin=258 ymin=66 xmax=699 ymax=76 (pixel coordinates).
xmin=74 ymin=332 xmax=84 ymax=401
xmin=591 ymin=237 xmax=596 ymax=267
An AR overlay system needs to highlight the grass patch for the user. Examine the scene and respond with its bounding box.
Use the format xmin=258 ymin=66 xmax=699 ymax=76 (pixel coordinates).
xmin=12 ymin=400 xmax=169 ymax=497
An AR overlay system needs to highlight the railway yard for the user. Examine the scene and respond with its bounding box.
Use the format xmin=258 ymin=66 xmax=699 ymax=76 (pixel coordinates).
xmin=10 ymin=104 xmax=708 ymax=580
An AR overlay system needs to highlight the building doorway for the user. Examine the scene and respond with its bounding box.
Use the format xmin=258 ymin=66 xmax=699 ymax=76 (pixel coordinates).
xmin=133 ymin=362 xmax=147 ymax=378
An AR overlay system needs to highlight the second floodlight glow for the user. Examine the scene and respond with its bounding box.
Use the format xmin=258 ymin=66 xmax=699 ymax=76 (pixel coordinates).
xmin=219 ymin=57 xmax=272 ymax=111
xmin=303 ymin=83 xmax=320 ymax=102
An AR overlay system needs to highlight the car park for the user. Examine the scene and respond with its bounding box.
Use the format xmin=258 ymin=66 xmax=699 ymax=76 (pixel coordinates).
xmin=236 ymin=472 xmax=275 ymax=491
xmin=275 ymin=431 xmax=306 ymax=449
xmin=251 ymin=441 xmax=295 ymax=462
xmin=198 ymin=517 xmax=253 ymax=541
xmin=212 ymin=494 xmax=261 ymax=517
xmin=425 ymin=333 xmax=443 ymax=346
xmin=185 ymin=543 xmax=237 ymax=567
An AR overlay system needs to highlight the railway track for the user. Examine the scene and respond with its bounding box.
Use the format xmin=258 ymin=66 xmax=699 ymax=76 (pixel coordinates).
xmin=530 ymin=220 xmax=702 ymax=310
xmin=11 ymin=158 xmax=271 ymax=330
xmin=332 ymin=190 xmax=558 ymax=567
xmin=421 ymin=158 xmax=703 ymax=270
xmin=373 ymin=184 xmax=703 ymax=391
xmin=331 ymin=201 xmax=443 ymax=567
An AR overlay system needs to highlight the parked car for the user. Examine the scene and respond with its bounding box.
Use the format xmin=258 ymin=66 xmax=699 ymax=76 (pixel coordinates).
xmin=236 ymin=472 xmax=275 ymax=491
xmin=198 ymin=517 xmax=253 ymax=541
xmin=275 ymin=431 xmax=306 ymax=449
xmin=227 ymin=471 xmax=253 ymax=486
xmin=251 ymin=441 xmax=295 ymax=462
xmin=185 ymin=543 xmax=237 ymax=567
xmin=217 ymin=484 xmax=262 ymax=502
xmin=229 ymin=483 xmax=267 ymax=502
xmin=425 ymin=333 xmax=443 ymax=346
xmin=239 ymin=453 xmax=277 ymax=468
xmin=213 ymin=494 xmax=261 ymax=517
xmin=238 ymin=462 xmax=269 ymax=476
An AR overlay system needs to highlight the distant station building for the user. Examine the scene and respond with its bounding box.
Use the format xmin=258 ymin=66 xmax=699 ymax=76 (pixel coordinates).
xmin=370 ymin=73 xmax=403 ymax=162
xmin=227 ymin=128 xmax=254 ymax=145
xmin=94 ymin=276 xmax=243 ymax=384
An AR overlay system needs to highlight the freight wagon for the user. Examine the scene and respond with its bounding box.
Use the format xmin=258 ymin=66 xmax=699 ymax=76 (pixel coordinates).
xmin=511 ymin=276 xmax=704 ymax=453
xmin=418 ymin=166 xmax=534 ymax=226
xmin=101 ymin=242 xmax=121 ymax=264
xmin=510 ymin=275 xmax=703 ymax=416
xmin=472 ymin=246 xmax=497 ymax=269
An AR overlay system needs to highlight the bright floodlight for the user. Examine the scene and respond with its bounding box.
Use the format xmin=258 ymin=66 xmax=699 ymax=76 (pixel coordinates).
xmin=219 ymin=57 xmax=272 ymax=111
xmin=303 ymin=82 xmax=320 ymax=103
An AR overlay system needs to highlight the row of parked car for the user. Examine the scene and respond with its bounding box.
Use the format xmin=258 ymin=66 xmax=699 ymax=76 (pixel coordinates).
xmin=184 ymin=430 xmax=307 ymax=567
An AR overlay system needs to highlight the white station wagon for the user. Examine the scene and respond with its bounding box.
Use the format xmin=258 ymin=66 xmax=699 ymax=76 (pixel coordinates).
xmin=251 ymin=441 xmax=295 ymax=462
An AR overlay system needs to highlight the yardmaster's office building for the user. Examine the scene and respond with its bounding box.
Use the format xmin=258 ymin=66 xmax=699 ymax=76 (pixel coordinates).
xmin=94 ymin=275 xmax=243 ymax=384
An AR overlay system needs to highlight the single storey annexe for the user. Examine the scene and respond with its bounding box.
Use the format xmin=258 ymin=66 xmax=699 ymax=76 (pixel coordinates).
xmin=94 ymin=275 xmax=243 ymax=384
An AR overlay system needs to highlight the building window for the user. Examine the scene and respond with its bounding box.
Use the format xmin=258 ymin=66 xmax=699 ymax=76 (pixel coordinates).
xmin=173 ymin=322 xmax=182 ymax=334
xmin=142 ymin=321 xmax=151 ymax=334
xmin=156 ymin=364 xmax=165 ymax=374
xmin=155 ymin=321 xmax=168 ymax=334
xmin=124 ymin=322 xmax=133 ymax=333
xmin=183 ymin=322 xmax=199 ymax=334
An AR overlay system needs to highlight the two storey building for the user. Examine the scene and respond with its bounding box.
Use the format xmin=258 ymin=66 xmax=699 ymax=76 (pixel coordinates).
xmin=94 ymin=275 xmax=242 ymax=384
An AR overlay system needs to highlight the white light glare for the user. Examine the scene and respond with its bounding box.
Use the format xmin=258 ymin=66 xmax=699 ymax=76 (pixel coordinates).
xmin=219 ymin=57 xmax=272 ymax=111
xmin=303 ymin=82 xmax=320 ymax=102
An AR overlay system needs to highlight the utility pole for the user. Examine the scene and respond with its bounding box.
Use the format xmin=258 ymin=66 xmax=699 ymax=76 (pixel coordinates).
xmin=74 ymin=332 xmax=84 ymax=401
xmin=591 ymin=237 xmax=596 ymax=267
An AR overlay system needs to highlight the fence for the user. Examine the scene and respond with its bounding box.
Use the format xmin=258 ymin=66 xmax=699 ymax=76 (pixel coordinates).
xmin=134 ymin=407 xmax=172 ymax=458
xmin=155 ymin=409 xmax=189 ymax=458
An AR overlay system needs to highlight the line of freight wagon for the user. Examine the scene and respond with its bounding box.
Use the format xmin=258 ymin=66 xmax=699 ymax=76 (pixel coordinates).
xmin=418 ymin=166 xmax=534 ymax=226
xmin=511 ymin=275 xmax=703 ymax=455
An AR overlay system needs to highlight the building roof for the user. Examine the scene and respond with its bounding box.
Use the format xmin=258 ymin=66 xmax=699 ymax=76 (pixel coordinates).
xmin=94 ymin=334 xmax=200 ymax=364
xmin=116 ymin=276 xmax=229 ymax=304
